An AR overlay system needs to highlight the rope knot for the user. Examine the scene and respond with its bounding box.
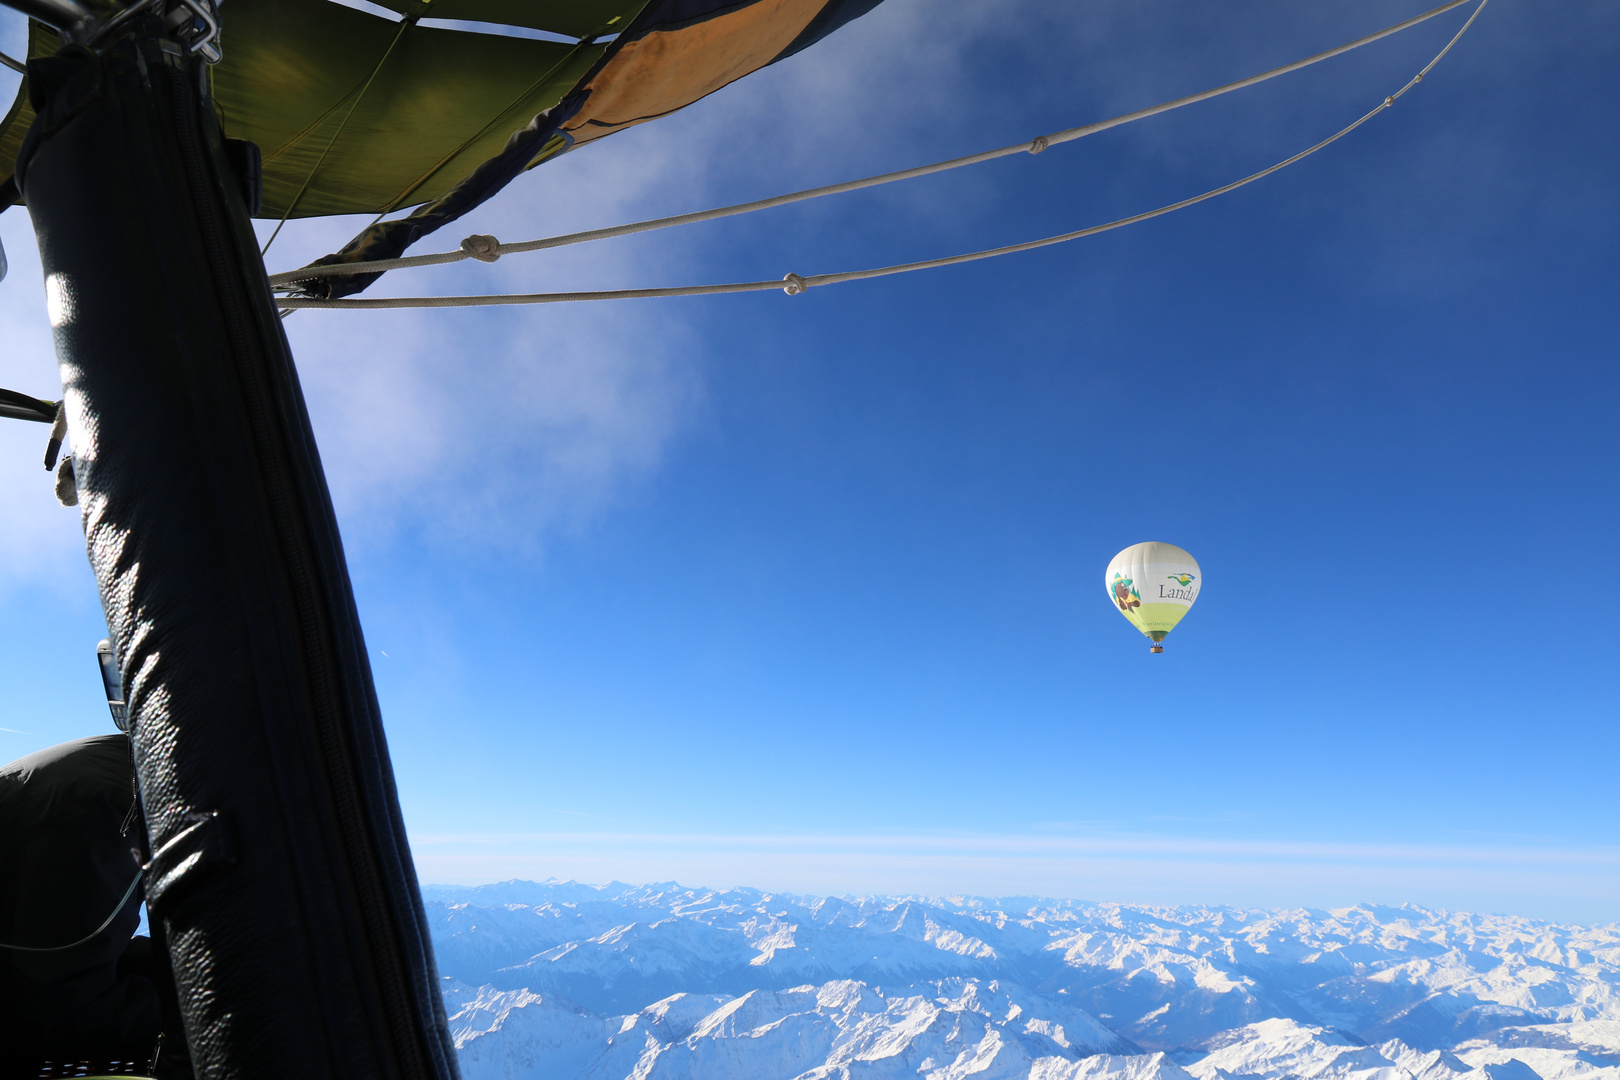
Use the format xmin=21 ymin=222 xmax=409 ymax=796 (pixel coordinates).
xmin=461 ymin=234 xmax=502 ymax=262
xmin=1029 ymin=135 xmax=1050 ymax=155
xmin=1384 ymin=96 xmax=1394 ymax=107
xmin=782 ymin=273 xmax=809 ymax=296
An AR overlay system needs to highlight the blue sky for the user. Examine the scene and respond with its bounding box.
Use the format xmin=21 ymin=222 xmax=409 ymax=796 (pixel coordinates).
xmin=3 ymin=0 xmax=1618 ymax=923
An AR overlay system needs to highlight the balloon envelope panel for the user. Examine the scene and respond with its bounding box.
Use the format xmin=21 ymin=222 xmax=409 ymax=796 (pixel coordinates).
xmin=0 ymin=0 xmax=884 ymax=224
xmin=1106 ymin=542 xmax=1202 ymax=641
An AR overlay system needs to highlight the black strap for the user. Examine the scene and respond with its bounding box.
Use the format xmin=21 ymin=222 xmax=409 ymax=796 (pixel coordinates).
xmin=0 ymin=387 xmax=58 ymax=423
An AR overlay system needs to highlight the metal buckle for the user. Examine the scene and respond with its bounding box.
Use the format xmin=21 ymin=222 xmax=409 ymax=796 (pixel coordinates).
xmin=82 ymin=0 xmax=222 ymax=64
xmin=168 ymin=0 xmax=222 ymax=63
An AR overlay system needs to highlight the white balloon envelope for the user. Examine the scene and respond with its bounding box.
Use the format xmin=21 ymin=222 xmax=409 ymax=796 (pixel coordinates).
xmin=1106 ymin=542 xmax=1201 ymax=653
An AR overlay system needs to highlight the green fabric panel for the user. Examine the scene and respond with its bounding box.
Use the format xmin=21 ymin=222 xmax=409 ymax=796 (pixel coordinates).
xmin=0 ymin=21 xmax=61 ymax=199
xmin=381 ymin=0 xmax=644 ymax=38
xmin=213 ymin=0 xmax=605 ymax=217
xmin=0 ymin=2 xmax=608 ymax=217
xmin=0 ymin=85 xmax=30 ymax=197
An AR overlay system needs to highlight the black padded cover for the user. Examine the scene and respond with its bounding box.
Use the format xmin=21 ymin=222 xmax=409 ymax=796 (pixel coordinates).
xmin=18 ymin=21 xmax=458 ymax=1080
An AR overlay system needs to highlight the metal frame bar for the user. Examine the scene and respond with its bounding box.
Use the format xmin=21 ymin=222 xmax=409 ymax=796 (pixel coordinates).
xmin=0 ymin=0 xmax=218 ymax=61
xmin=0 ymin=0 xmax=103 ymax=43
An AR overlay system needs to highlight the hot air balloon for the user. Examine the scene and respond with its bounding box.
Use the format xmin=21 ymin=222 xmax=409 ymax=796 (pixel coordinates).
xmin=1106 ymin=542 xmax=1201 ymax=653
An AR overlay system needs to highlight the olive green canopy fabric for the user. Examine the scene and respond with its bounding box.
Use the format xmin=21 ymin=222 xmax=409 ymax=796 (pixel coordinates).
xmin=0 ymin=25 xmax=44 ymax=193
xmin=0 ymin=0 xmax=639 ymax=218
xmin=213 ymin=0 xmax=631 ymax=217
xmin=0 ymin=0 xmax=884 ymax=288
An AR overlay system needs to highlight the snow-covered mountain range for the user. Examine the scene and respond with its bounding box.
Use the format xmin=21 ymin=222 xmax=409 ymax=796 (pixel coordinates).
xmin=419 ymin=881 xmax=1620 ymax=1080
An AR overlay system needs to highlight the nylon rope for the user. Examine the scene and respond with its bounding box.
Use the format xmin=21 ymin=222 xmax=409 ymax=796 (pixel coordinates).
xmin=276 ymin=0 xmax=1486 ymax=311
xmin=269 ymin=0 xmax=1478 ymax=289
xmin=260 ymin=16 xmax=415 ymax=256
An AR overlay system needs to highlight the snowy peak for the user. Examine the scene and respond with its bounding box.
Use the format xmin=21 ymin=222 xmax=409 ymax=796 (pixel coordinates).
xmin=1187 ymin=1019 xmax=1437 ymax=1080
xmin=1036 ymin=1053 xmax=1201 ymax=1080
xmin=1375 ymin=1039 xmax=1473 ymax=1080
xmin=451 ymin=977 xmax=1140 ymax=1080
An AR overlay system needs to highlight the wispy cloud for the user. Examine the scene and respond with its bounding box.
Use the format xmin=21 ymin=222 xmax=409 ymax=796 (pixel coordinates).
xmin=7 ymin=0 xmax=1408 ymax=576
xmin=241 ymin=1 xmax=1027 ymax=560
xmin=0 ymin=0 xmax=1550 ymax=579
xmin=282 ymin=292 xmax=701 ymax=556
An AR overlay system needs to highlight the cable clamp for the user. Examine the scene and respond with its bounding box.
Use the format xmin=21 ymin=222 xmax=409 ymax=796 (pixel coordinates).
xmin=461 ymin=234 xmax=502 ymax=262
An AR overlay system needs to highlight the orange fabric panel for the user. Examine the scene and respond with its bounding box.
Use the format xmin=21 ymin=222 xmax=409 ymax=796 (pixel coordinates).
xmin=562 ymin=0 xmax=826 ymax=147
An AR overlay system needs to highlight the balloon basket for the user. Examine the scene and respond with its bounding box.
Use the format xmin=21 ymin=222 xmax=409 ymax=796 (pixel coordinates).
xmin=1150 ymin=644 xmax=1164 ymax=654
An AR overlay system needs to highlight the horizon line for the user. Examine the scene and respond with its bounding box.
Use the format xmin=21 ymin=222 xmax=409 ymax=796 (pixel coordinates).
xmin=407 ymin=829 xmax=1620 ymax=867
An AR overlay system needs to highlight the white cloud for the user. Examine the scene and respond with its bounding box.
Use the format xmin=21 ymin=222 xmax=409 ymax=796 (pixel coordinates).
xmin=1 ymin=0 xmax=1368 ymax=589
xmin=9 ymin=0 xmax=1294 ymax=584
xmin=284 ymin=298 xmax=702 ymax=555
xmin=251 ymin=0 xmax=1035 ymax=558
xmin=4 ymin=0 xmax=1002 ymax=586
xmin=2 ymin=0 xmax=1515 ymax=576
